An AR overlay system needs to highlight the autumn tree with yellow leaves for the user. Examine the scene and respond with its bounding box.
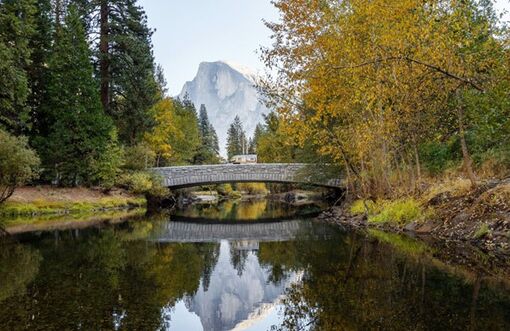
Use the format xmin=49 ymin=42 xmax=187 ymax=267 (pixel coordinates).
xmin=261 ymin=0 xmax=509 ymax=197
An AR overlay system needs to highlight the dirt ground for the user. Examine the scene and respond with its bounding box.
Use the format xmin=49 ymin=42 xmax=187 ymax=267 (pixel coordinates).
xmin=8 ymin=186 xmax=137 ymax=203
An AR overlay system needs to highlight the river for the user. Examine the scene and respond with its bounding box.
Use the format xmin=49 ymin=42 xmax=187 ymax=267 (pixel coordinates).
xmin=1 ymin=199 xmax=510 ymax=330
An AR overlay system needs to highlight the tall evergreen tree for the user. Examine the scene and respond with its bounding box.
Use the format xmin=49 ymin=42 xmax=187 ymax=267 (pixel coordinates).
xmin=109 ymin=0 xmax=158 ymax=144
xmin=250 ymin=123 xmax=264 ymax=154
xmin=194 ymin=104 xmax=220 ymax=164
xmin=34 ymin=5 xmax=113 ymax=185
xmin=79 ymin=0 xmax=158 ymax=144
xmin=0 ymin=0 xmax=36 ymax=133
xmin=27 ymin=0 xmax=53 ymax=132
xmin=226 ymin=116 xmax=248 ymax=159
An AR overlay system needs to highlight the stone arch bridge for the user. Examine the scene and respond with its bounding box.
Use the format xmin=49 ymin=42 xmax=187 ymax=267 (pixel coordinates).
xmin=152 ymin=163 xmax=343 ymax=189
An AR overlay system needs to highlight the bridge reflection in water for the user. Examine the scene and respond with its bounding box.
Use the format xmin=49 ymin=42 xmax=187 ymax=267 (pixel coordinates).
xmin=152 ymin=218 xmax=330 ymax=331
xmin=150 ymin=219 xmax=331 ymax=243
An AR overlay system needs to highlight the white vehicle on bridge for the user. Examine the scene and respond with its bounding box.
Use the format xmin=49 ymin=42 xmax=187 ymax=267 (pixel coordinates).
xmin=230 ymin=154 xmax=257 ymax=164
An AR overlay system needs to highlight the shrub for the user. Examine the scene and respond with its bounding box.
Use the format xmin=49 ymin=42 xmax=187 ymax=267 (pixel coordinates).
xmin=89 ymin=131 xmax=124 ymax=189
xmin=216 ymin=184 xmax=234 ymax=196
xmin=0 ymin=129 xmax=40 ymax=204
xmin=235 ymin=183 xmax=269 ymax=195
xmin=350 ymin=198 xmax=432 ymax=225
xmin=123 ymin=143 xmax=156 ymax=171
xmin=117 ymin=172 xmax=153 ymax=194
xmin=117 ymin=171 xmax=170 ymax=198
xmin=350 ymin=199 xmax=378 ymax=215
xmin=370 ymin=199 xmax=424 ymax=225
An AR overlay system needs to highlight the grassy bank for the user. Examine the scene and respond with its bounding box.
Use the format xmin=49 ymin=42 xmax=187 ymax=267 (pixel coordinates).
xmin=0 ymin=186 xmax=146 ymax=217
xmin=0 ymin=197 xmax=146 ymax=216
xmin=335 ymin=176 xmax=510 ymax=254
xmin=3 ymin=208 xmax=146 ymax=232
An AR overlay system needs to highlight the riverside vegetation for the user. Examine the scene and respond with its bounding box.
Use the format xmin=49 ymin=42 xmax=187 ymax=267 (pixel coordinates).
xmin=250 ymin=0 xmax=510 ymax=252
xmin=0 ymin=0 xmax=223 ymax=219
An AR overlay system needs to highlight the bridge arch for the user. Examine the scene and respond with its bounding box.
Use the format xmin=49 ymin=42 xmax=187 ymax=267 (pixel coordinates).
xmin=152 ymin=163 xmax=342 ymax=189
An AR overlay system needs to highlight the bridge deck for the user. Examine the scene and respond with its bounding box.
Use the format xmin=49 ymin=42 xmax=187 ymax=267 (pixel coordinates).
xmin=152 ymin=163 xmax=343 ymax=188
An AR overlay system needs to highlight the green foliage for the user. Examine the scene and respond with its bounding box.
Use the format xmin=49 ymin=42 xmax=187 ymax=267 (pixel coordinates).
xmin=118 ymin=172 xmax=153 ymax=194
xmin=250 ymin=123 xmax=264 ymax=153
xmin=370 ymin=199 xmax=427 ymax=225
xmin=194 ymin=104 xmax=220 ymax=164
xmin=33 ymin=5 xmax=113 ymax=186
xmin=117 ymin=171 xmax=169 ymax=198
xmin=0 ymin=0 xmax=36 ymax=132
xmin=0 ymin=129 xmax=40 ymax=203
xmin=0 ymin=197 xmax=146 ymax=216
xmin=350 ymin=200 xmax=377 ymax=215
xmin=226 ymin=116 xmax=248 ymax=159
xmin=123 ymin=143 xmax=156 ymax=171
xmin=108 ymin=0 xmax=159 ymax=144
xmin=419 ymin=138 xmax=460 ymax=175
xmin=89 ymin=131 xmax=124 ymax=190
xmin=473 ymin=223 xmax=490 ymax=239
xmin=256 ymin=112 xmax=315 ymax=163
xmin=350 ymin=198 xmax=431 ymax=225
xmin=166 ymin=98 xmax=200 ymax=164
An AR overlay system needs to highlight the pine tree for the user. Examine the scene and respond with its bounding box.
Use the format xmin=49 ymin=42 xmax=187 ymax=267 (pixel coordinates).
xmin=0 ymin=0 xmax=36 ymax=133
xmin=34 ymin=5 xmax=113 ymax=185
xmin=194 ymin=104 xmax=220 ymax=164
xmin=83 ymin=0 xmax=159 ymax=145
xmin=27 ymin=0 xmax=53 ymax=133
xmin=210 ymin=123 xmax=219 ymax=155
xmin=226 ymin=116 xmax=247 ymax=159
xmin=111 ymin=0 xmax=158 ymax=144
xmin=250 ymin=123 xmax=264 ymax=154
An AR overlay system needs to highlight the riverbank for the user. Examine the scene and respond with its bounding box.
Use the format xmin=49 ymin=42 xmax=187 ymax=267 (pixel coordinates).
xmin=318 ymin=177 xmax=510 ymax=257
xmin=0 ymin=186 xmax=146 ymax=217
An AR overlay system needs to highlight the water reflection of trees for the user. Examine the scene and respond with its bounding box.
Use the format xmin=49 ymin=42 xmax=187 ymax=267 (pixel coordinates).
xmin=0 ymin=241 xmax=41 ymax=302
xmin=1 ymin=220 xmax=510 ymax=330
xmin=0 ymin=223 xmax=220 ymax=330
xmin=176 ymin=200 xmax=323 ymax=221
xmin=270 ymin=231 xmax=510 ymax=331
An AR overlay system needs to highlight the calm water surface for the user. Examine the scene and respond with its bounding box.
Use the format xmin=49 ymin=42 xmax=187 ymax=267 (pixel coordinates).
xmin=1 ymin=200 xmax=510 ymax=330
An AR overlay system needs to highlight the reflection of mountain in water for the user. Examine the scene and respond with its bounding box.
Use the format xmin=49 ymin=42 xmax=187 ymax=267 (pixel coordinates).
xmin=184 ymin=241 xmax=300 ymax=331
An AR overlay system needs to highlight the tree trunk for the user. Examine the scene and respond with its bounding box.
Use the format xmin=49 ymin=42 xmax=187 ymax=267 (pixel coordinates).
xmin=100 ymin=0 xmax=110 ymax=113
xmin=0 ymin=182 xmax=16 ymax=204
xmin=55 ymin=0 xmax=62 ymax=32
xmin=457 ymin=106 xmax=477 ymax=187
xmin=413 ymin=139 xmax=422 ymax=182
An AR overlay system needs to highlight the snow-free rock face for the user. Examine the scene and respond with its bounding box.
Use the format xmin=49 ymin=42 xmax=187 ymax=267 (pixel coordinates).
xmin=178 ymin=61 xmax=270 ymax=157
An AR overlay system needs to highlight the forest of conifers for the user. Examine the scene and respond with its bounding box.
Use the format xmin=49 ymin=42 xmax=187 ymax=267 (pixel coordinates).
xmin=0 ymin=0 xmax=229 ymax=202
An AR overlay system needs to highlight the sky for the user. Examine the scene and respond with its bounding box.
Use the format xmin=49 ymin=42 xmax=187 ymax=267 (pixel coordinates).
xmin=139 ymin=0 xmax=278 ymax=95
xmin=140 ymin=0 xmax=510 ymax=96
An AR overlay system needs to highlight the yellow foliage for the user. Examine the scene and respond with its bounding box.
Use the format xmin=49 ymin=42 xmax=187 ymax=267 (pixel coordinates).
xmin=144 ymin=98 xmax=181 ymax=164
xmin=236 ymin=183 xmax=269 ymax=195
xmin=261 ymin=0 xmax=505 ymax=197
